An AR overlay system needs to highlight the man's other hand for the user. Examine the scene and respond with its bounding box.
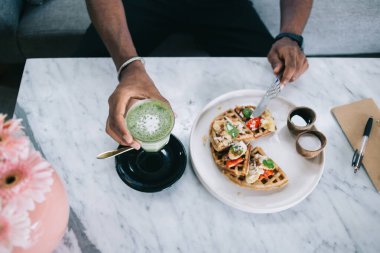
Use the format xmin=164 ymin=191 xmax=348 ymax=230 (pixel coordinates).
xmin=106 ymin=61 xmax=170 ymax=149
xmin=267 ymin=37 xmax=308 ymax=84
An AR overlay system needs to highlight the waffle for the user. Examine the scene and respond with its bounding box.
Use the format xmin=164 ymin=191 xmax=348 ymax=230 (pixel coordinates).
xmin=210 ymin=109 xmax=254 ymax=152
xmin=247 ymin=147 xmax=288 ymax=190
xmin=209 ymin=106 xmax=287 ymax=191
xmin=211 ymin=145 xmax=288 ymax=190
xmin=234 ymin=105 xmax=276 ymax=139
xmin=210 ymin=143 xmax=250 ymax=180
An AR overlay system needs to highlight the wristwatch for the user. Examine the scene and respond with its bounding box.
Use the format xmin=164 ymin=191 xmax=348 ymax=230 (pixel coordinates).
xmin=274 ymin=33 xmax=304 ymax=50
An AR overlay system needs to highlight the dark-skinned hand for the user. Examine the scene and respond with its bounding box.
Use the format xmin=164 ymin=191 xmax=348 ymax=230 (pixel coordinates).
xmin=267 ymin=37 xmax=309 ymax=84
xmin=106 ymin=61 xmax=170 ymax=149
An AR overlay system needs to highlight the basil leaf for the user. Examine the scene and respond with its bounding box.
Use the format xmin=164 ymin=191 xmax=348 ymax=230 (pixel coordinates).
xmin=242 ymin=108 xmax=252 ymax=119
xmin=263 ymin=159 xmax=274 ymax=169
xmin=230 ymin=145 xmax=243 ymax=155
xmin=230 ymin=128 xmax=239 ymax=138
xmin=226 ymin=122 xmax=239 ymax=138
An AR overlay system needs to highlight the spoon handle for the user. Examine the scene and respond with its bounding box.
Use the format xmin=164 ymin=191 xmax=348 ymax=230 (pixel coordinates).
xmin=96 ymin=147 xmax=134 ymax=159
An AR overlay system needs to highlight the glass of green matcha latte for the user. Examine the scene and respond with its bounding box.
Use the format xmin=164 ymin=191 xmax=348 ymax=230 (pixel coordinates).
xmin=126 ymin=99 xmax=175 ymax=152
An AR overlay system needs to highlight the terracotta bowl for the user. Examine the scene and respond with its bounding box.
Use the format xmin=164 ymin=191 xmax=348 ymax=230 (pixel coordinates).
xmin=296 ymin=130 xmax=327 ymax=159
xmin=287 ymin=107 xmax=316 ymax=136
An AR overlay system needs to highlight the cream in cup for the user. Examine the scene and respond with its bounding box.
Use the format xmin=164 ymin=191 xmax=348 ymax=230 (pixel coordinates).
xmin=126 ymin=99 xmax=174 ymax=152
xmin=296 ymin=130 xmax=327 ymax=159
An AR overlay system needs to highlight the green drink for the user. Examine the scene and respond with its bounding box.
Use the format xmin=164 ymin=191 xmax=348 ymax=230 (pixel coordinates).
xmin=126 ymin=99 xmax=174 ymax=152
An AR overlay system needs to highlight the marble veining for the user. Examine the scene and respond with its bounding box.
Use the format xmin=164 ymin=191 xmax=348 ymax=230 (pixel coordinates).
xmin=15 ymin=57 xmax=380 ymax=253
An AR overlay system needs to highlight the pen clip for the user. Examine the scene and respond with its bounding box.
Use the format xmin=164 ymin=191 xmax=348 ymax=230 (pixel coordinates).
xmin=352 ymin=149 xmax=359 ymax=166
xmin=364 ymin=117 xmax=373 ymax=137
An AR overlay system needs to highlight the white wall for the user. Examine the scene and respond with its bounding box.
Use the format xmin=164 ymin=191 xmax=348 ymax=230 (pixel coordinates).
xmin=252 ymin=0 xmax=380 ymax=55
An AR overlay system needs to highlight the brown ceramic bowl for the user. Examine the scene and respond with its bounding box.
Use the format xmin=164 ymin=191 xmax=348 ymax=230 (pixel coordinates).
xmin=287 ymin=107 xmax=316 ymax=136
xmin=296 ymin=130 xmax=327 ymax=159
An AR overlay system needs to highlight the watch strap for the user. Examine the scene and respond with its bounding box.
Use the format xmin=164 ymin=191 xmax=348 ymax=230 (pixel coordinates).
xmin=274 ymin=33 xmax=304 ymax=50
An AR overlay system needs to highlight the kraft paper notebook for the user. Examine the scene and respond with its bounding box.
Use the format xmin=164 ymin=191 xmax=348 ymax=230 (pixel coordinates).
xmin=331 ymin=98 xmax=380 ymax=191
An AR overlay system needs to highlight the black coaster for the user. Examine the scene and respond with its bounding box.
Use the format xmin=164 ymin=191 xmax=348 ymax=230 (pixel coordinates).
xmin=115 ymin=134 xmax=187 ymax=192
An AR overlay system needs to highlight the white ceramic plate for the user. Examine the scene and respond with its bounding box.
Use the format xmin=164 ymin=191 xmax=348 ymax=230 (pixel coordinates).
xmin=190 ymin=89 xmax=324 ymax=213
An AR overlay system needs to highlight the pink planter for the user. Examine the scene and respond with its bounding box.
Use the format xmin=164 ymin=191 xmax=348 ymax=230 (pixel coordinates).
xmin=13 ymin=171 xmax=69 ymax=253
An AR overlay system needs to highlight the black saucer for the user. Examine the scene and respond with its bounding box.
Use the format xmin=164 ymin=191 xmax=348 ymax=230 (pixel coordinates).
xmin=115 ymin=134 xmax=187 ymax=192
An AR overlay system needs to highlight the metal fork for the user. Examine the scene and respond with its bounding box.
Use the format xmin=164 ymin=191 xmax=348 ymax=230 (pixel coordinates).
xmin=252 ymin=75 xmax=284 ymax=117
xmin=266 ymin=76 xmax=283 ymax=98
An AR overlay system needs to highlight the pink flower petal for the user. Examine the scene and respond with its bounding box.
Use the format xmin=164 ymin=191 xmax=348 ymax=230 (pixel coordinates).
xmin=0 ymin=204 xmax=31 ymax=251
xmin=0 ymin=150 xmax=54 ymax=212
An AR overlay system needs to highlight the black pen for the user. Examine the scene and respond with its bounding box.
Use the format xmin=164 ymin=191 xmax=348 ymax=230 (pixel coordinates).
xmin=352 ymin=117 xmax=373 ymax=173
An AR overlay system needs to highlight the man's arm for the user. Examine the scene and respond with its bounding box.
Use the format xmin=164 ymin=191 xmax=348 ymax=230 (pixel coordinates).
xmin=85 ymin=0 xmax=169 ymax=149
xmin=267 ymin=0 xmax=313 ymax=84
xmin=280 ymin=0 xmax=312 ymax=35
xmin=85 ymin=0 xmax=137 ymax=68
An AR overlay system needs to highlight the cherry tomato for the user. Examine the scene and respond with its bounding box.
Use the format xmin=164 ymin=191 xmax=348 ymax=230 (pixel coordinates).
xmin=246 ymin=117 xmax=261 ymax=130
xmin=226 ymin=157 xmax=244 ymax=168
xmin=259 ymin=169 xmax=274 ymax=180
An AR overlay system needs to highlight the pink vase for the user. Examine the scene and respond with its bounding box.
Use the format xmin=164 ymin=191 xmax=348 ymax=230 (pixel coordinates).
xmin=13 ymin=171 xmax=69 ymax=253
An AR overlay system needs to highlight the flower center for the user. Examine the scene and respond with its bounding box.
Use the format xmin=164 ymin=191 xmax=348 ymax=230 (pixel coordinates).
xmin=6 ymin=176 xmax=15 ymax=184
xmin=0 ymin=170 xmax=23 ymax=189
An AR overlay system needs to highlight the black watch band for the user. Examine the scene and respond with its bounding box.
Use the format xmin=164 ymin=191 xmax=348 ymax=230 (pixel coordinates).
xmin=274 ymin=32 xmax=304 ymax=50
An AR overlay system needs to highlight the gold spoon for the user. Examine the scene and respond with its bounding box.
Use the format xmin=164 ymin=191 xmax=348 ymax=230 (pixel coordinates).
xmin=96 ymin=147 xmax=134 ymax=159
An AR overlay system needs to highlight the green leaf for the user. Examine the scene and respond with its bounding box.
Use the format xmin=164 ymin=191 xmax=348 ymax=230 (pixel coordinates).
xmin=263 ymin=159 xmax=274 ymax=169
xmin=226 ymin=121 xmax=239 ymax=138
xmin=230 ymin=145 xmax=243 ymax=155
xmin=242 ymin=108 xmax=252 ymax=119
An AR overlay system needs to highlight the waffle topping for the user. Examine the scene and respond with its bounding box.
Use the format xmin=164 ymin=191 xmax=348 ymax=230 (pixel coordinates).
xmin=246 ymin=117 xmax=261 ymax=131
xmin=235 ymin=105 xmax=276 ymax=135
xmin=246 ymin=164 xmax=264 ymax=184
xmin=242 ymin=107 xmax=253 ymax=120
xmin=254 ymin=154 xmax=275 ymax=170
xmin=225 ymin=117 xmax=239 ymax=138
xmin=261 ymin=118 xmax=276 ymax=132
xmin=226 ymin=157 xmax=244 ymax=168
xmin=228 ymin=141 xmax=247 ymax=160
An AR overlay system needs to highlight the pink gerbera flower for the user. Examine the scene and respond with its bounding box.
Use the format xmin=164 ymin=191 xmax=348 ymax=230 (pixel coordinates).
xmin=0 ymin=150 xmax=54 ymax=211
xmin=0 ymin=114 xmax=29 ymax=163
xmin=0 ymin=203 xmax=31 ymax=252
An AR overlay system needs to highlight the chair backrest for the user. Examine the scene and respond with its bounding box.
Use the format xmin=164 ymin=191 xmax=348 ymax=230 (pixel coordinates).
xmin=25 ymin=0 xmax=45 ymax=6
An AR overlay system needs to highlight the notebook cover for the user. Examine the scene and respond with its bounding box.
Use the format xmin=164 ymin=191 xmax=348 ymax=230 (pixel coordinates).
xmin=331 ymin=98 xmax=380 ymax=191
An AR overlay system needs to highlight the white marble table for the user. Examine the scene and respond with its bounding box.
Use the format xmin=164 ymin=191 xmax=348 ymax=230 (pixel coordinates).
xmin=15 ymin=58 xmax=380 ymax=253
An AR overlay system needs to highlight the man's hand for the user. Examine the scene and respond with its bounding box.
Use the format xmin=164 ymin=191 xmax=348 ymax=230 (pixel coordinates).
xmin=267 ymin=37 xmax=308 ymax=84
xmin=106 ymin=62 xmax=170 ymax=149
